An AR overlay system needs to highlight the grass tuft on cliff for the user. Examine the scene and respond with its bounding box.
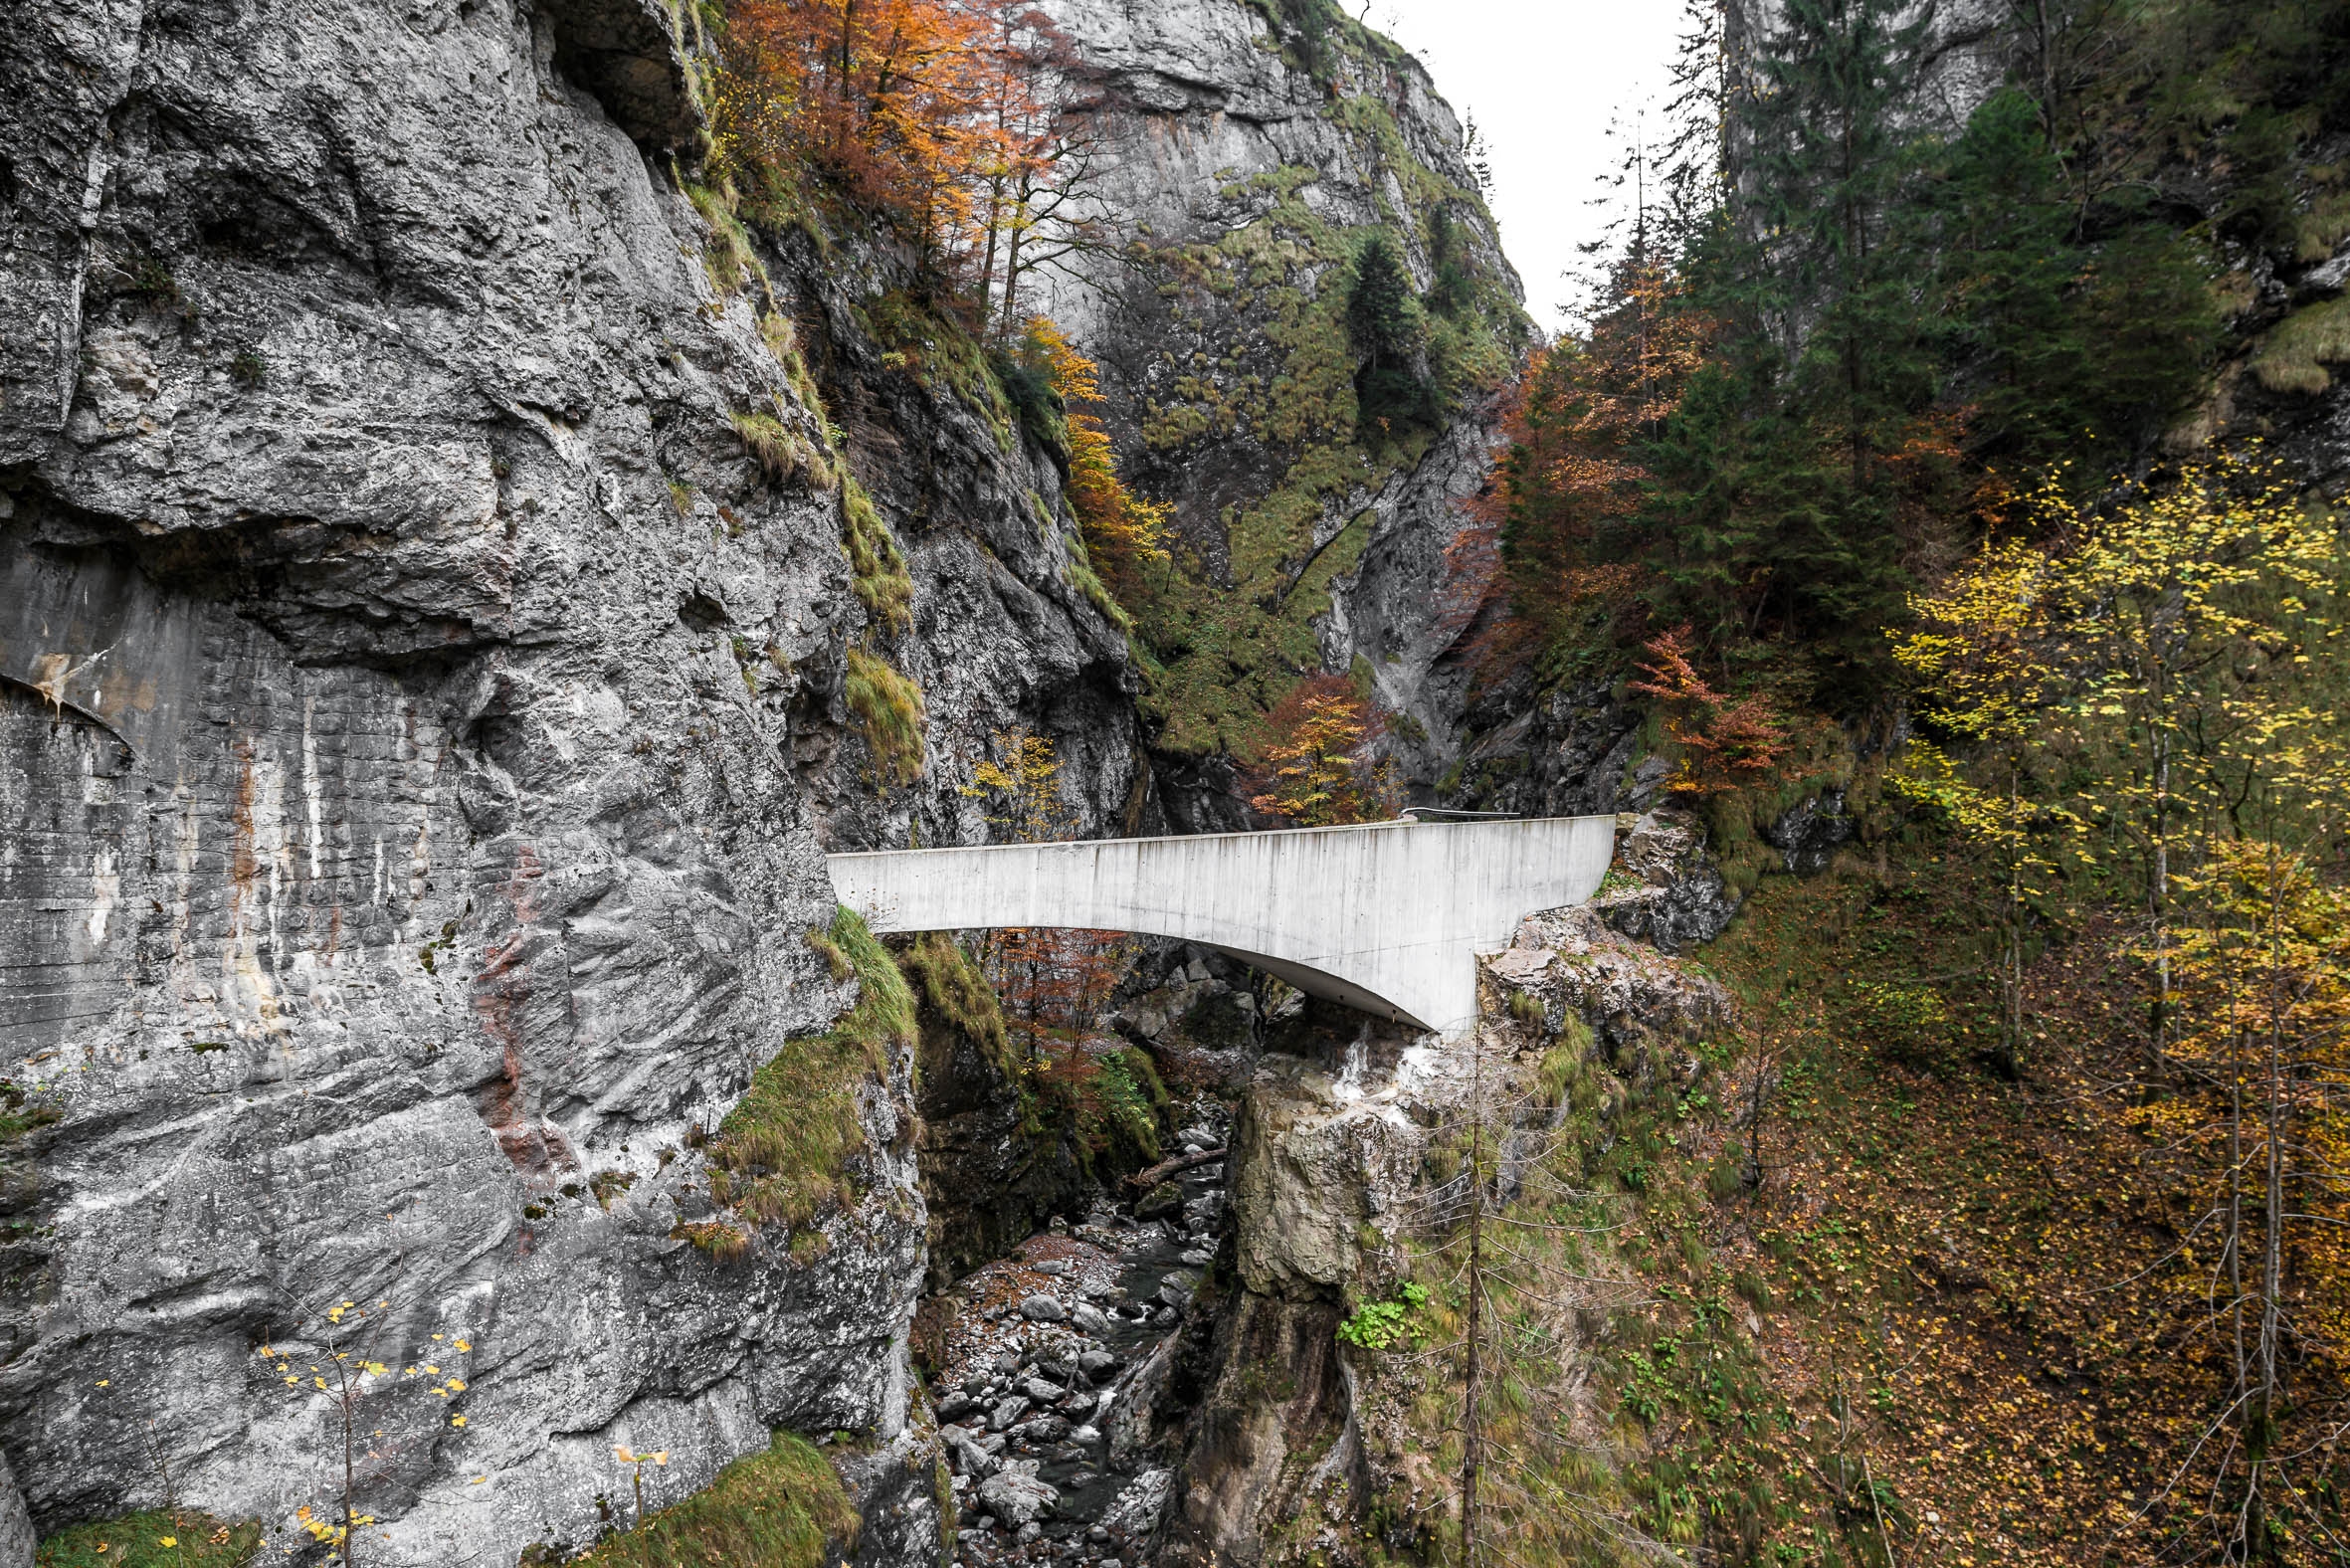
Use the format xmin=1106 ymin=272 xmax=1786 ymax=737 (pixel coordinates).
xmin=703 ymin=907 xmax=914 ymax=1242
xmin=843 ymin=646 xmax=924 ymax=784
xmin=565 ymin=1431 xmax=858 ymax=1568
xmin=38 ymin=1513 xmax=259 ymax=1568
xmin=732 ymin=411 xmax=834 ymax=490
xmin=840 ymin=476 xmax=912 ymax=633
xmin=894 ymin=930 xmax=1010 ymax=1068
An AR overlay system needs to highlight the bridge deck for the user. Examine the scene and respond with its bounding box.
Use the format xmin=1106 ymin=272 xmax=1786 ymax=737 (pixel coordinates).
xmin=827 ymin=814 xmax=1616 ymax=1037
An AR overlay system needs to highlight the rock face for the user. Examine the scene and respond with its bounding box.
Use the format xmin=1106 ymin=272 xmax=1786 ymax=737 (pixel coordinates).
xmin=1168 ymin=914 xmax=1730 ymax=1568
xmin=1030 ymin=0 xmax=1529 ymax=781
xmin=1228 ymin=1054 xmax=1421 ymax=1300
xmin=1590 ymin=809 xmax=1745 ymax=953
xmin=1481 ymin=904 xmax=1735 ymax=1050
xmin=1437 ymin=676 xmax=1655 ymax=817
xmin=0 ymin=0 xmax=1138 ymax=1560
xmin=912 ymin=1004 xmax=1095 ymax=1289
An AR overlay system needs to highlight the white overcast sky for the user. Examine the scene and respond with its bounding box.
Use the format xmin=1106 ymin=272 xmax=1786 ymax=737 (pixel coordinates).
xmin=1364 ymin=0 xmax=1689 ymax=335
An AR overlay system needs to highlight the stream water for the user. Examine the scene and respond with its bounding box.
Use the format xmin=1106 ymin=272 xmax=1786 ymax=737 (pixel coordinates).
xmin=934 ymin=1122 xmax=1231 ymax=1568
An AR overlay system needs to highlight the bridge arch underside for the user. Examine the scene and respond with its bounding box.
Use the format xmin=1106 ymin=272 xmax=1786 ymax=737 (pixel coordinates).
xmin=826 ymin=817 xmax=1616 ymax=1039
xmin=920 ymin=922 xmax=1421 ymax=1029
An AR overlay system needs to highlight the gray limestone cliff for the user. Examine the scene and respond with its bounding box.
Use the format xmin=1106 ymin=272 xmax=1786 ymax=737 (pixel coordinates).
xmin=0 ymin=0 xmax=1547 ymax=1558
xmin=0 ymin=0 xmax=1140 ymax=1559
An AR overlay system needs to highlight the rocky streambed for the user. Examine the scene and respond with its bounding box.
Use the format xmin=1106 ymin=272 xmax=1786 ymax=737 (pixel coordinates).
xmin=930 ymin=1115 xmax=1233 ymax=1568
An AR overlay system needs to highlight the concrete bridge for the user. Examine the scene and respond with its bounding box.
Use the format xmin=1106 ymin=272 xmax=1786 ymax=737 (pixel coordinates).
xmin=826 ymin=815 xmax=1617 ymax=1037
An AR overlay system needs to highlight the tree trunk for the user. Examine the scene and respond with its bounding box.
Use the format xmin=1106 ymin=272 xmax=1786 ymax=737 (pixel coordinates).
xmin=342 ymin=1389 xmax=356 ymax=1568
xmin=836 ymin=1 xmax=859 ymax=161
xmin=999 ymin=187 xmax=1027 ymax=337
xmin=2150 ymin=729 xmax=2171 ymax=1076
xmin=2230 ymin=1063 xmax=2249 ymax=1408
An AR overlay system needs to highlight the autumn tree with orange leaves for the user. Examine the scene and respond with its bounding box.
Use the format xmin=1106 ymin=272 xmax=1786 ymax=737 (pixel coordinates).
xmin=966 ymin=3 xmax=1119 ymax=333
xmin=713 ymin=0 xmax=1003 ymax=257
xmin=1246 ymin=677 xmax=1397 ymax=828
xmin=709 ymin=0 xmax=1118 ymax=306
xmin=1440 ymin=259 xmax=1711 ymax=688
xmin=1019 ymin=318 xmax=1170 ymax=600
xmin=1627 ymin=627 xmax=1789 ymax=797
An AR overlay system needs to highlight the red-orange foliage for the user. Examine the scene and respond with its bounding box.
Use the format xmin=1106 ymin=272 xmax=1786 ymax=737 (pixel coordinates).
xmin=1244 ymin=677 xmax=1396 ymax=827
xmin=1025 ymin=317 xmax=1170 ymax=600
xmin=714 ymin=0 xmax=1017 ymax=257
xmin=990 ymin=926 xmax=1130 ymax=1050
xmin=711 ymin=0 xmax=1104 ymax=297
xmin=1504 ymin=263 xmax=1709 ymax=563
xmin=1628 ymin=628 xmax=1789 ymax=795
xmin=1442 ymin=262 xmax=1713 ymax=686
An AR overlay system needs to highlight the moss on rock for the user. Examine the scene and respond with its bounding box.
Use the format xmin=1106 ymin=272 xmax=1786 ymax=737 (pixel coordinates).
xmin=703 ymin=907 xmax=914 ymax=1243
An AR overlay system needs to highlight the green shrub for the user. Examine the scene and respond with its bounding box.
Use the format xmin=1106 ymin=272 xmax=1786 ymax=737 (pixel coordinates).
xmin=0 ymin=1080 xmax=60 ymax=1142
xmin=989 ymin=345 xmax=1067 ymax=456
xmin=685 ymin=182 xmax=760 ymax=298
xmin=1031 ymin=1043 xmax=1167 ymax=1171
xmin=1063 ymin=551 xmax=1135 ymax=636
xmin=1337 ymin=1281 xmax=1430 ymax=1350
xmin=2250 ymin=294 xmax=2350 ymax=395
xmin=894 ymin=932 xmax=1009 ymax=1064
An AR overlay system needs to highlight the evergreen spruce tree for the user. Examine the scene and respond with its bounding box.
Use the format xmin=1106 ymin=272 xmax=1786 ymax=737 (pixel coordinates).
xmin=1426 ymin=203 xmax=1473 ymax=318
xmin=1923 ymin=89 xmax=2217 ymax=480
xmin=1642 ymin=0 xmax=1946 ymax=690
xmin=1348 ymin=231 xmax=1435 ymax=435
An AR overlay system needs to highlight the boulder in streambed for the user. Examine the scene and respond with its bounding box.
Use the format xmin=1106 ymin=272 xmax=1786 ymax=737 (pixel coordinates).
xmin=977 ymin=1461 xmax=1061 ymax=1527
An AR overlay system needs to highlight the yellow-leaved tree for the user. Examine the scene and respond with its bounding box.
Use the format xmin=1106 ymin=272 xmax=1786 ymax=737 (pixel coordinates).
xmin=1892 ymin=451 xmax=2350 ymax=1558
xmin=2040 ymin=453 xmax=2347 ymax=1069
xmin=1244 ymin=677 xmax=1396 ymax=828
xmin=1887 ymin=532 xmax=2073 ymax=1074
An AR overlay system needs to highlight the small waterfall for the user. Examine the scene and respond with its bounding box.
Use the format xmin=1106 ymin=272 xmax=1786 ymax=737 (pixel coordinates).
xmin=1332 ymin=1031 xmax=1371 ymax=1100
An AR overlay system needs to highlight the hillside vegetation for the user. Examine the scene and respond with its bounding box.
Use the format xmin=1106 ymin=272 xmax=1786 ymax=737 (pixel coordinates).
xmin=1413 ymin=1 xmax=2350 ymax=1563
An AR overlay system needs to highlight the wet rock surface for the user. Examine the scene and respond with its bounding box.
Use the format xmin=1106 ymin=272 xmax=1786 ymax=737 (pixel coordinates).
xmin=1764 ymin=788 xmax=1856 ymax=875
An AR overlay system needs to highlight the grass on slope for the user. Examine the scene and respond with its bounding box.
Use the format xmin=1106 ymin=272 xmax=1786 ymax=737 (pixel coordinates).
xmin=564 ymin=1432 xmax=858 ymax=1568
xmin=38 ymin=1514 xmax=259 ymax=1568
xmin=696 ymin=907 xmax=914 ymax=1257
